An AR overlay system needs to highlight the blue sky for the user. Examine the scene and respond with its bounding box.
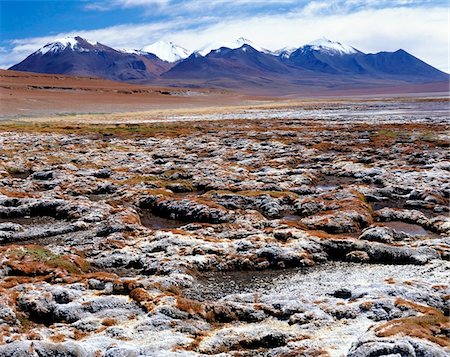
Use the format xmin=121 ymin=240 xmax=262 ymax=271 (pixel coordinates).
xmin=1 ymin=0 xmax=448 ymax=71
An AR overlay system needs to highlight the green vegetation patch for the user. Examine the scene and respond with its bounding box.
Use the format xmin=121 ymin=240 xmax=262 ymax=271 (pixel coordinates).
xmin=7 ymin=246 xmax=89 ymax=274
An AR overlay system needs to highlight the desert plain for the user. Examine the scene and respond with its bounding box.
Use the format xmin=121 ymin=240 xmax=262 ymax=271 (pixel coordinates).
xmin=0 ymin=70 xmax=449 ymax=356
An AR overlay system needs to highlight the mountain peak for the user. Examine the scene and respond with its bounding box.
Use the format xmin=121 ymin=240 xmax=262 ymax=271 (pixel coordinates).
xmin=10 ymin=34 xmax=447 ymax=90
xmin=37 ymin=36 xmax=99 ymax=55
xmin=197 ymin=37 xmax=269 ymax=56
xmin=118 ymin=48 xmax=146 ymax=56
xmin=307 ymin=37 xmax=358 ymax=55
xmin=141 ymin=41 xmax=190 ymax=62
xmin=235 ymin=37 xmax=252 ymax=45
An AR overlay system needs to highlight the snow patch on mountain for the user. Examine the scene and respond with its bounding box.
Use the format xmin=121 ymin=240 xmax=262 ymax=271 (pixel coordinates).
xmin=37 ymin=37 xmax=99 ymax=55
xmin=273 ymin=46 xmax=297 ymax=59
xmin=307 ymin=37 xmax=358 ymax=55
xmin=141 ymin=41 xmax=190 ymax=62
xmin=119 ymin=48 xmax=149 ymax=56
xmin=197 ymin=37 xmax=269 ymax=56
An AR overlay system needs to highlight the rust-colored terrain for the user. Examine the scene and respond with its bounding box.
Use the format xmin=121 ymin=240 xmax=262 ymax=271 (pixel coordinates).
xmin=0 ymin=70 xmax=257 ymax=118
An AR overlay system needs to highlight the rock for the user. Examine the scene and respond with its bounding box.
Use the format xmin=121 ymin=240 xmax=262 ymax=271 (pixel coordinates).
xmin=0 ymin=222 xmax=23 ymax=231
xmin=288 ymin=311 xmax=316 ymax=325
xmin=94 ymin=168 xmax=113 ymax=178
xmin=318 ymin=238 xmax=440 ymax=265
xmin=92 ymin=182 xmax=116 ymax=194
xmin=142 ymin=197 xmax=232 ymax=224
xmin=333 ymin=288 xmax=352 ymax=299
xmin=32 ymin=170 xmax=54 ymax=180
xmin=104 ymin=347 xmax=139 ymax=357
xmin=165 ymin=182 xmax=194 ymax=193
xmin=359 ymin=226 xmax=411 ymax=243
xmin=52 ymin=287 xmax=73 ymax=304
xmin=199 ymin=325 xmax=290 ymax=354
xmin=330 ymin=306 xmax=358 ymax=319
xmin=206 ymin=301 xmax=266 ymax=323
xmin=294 ymin=199 xmax=325 ymax=216
xmin=88 ymin=279 xmax=107 ymax=290
xmin=0 ymin=221 xmax=88 ymax=244
xmin=17 ymin=290 xmax=56 ymax=324
xmin=347 ymin=338 xmax=416 ymax=357
xmin=0 ymin=303 xmax=17 ymax=325
xmin=359 ymin=226 xmax=396 ymax=243
xmin=346 ymin=250 xmax=370 ymax=262
xmin=347 ymin=337 xmax=448 ymax=357
xmin=0 ymin=341 xmax=90 ymax=357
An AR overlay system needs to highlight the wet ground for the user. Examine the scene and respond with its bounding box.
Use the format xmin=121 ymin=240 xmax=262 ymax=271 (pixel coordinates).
xmin=186 ymin=260 xmax=450 ymax=302
xmin=315 ymin=175 xmax=357 ymax=191
xmin=139 ymin=210 xmax=187 ymax=229
xmin=87 ymin=193 xmax=110 ymax=202
xmin=186 ymin=266 xmax=304 ymax=301
xmin=0 ymin=215 xmax=59 ymax=226
xmin=8 ymin=171 xmax=31 ymax=179
xmin=379 ymin=221 xmax=442 ymax=238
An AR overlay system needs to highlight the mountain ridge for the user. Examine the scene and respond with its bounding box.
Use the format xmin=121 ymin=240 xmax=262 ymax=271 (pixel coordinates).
xmin=9 ymin=36 xmax=448 ymax=94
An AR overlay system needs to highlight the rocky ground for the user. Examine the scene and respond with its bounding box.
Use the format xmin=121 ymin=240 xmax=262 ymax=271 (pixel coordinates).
xmin=0 ymin=99 xmax=449 ymax=356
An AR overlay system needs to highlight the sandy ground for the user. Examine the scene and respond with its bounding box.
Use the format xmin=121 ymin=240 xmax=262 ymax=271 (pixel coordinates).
xmin=1 ymin=70 xmax=448 ymax=121
xmin=0 ymin=70 xmax=259 ymax=118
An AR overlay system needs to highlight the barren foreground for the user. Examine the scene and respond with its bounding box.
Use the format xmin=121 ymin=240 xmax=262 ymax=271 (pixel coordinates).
xmin=0 ymin=70 xmax=252 ymax=118
xmin=0 ymin=98 xmax=449 ymax=356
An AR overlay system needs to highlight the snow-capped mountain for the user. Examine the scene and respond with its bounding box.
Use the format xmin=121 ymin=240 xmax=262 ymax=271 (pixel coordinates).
xmin=282 ymin=38 xmax=448 ymax=80
xmin=9 ymin=35 xmax=448 ymax=92
xmin=272 ymin=38 xmax=358 ymax=60
xmin=163 ymin=43 xmax=296 ymax=82
xmin=141 ymin=41 xmax=190 ymax=62
xmin=36 ymin=36 xmax=102 ymax=55
xmin=197 ymin=37 xmax=269 ymax=56
xmin=35 ymin=36 xmax=102 ymax=55
xmin=283 ymin=38 xmax=364 ymax=74
xmin=10 ymin=36 xmax=172 ymax=81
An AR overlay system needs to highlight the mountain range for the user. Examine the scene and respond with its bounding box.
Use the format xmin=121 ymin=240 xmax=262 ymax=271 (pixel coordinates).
xmin=9 ymin=36 xmax=448 ymax=94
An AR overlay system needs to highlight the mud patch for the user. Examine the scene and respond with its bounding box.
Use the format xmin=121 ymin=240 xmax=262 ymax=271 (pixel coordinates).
xmin=316 ymin=175 xmax=355 ymax=191
xmin=186 ymin=267 xmax=311 ymax=301
xmin=0 ymin=216 xmax=59 ymax=226
xmin=380 ymin=221 xmax=441 ymax=238
xmin=87 ymin=194 xmax=110 ymax=202
xmin=9 ymin=171 xmax=32 ymax=179
xmin=139 ymin=210 xmax=186 ymax=230
xmin=280 ymin=214 xmax=302 ymax=222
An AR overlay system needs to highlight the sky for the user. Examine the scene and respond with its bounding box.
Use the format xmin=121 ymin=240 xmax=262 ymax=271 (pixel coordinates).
xmin=0 ymin=0 xmax=448 ymax=72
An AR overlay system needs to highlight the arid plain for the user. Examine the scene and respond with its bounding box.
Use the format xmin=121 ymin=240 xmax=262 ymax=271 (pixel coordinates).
xmin=0 ymin=71 xmax=449 ymax=356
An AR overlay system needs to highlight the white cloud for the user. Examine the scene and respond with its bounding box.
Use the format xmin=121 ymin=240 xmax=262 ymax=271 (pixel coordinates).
xmin=169 ymin=6 xmax=449 ymax=72
xmin=3 ymin=5 xmax=448 ymax=73
xmin=85 ymin=0 xmax=301 ymax=17
xmin=87 ymin=0 xmax=446 ymax=17
xmin=88 ymin=0 xmax=170 ymax=9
